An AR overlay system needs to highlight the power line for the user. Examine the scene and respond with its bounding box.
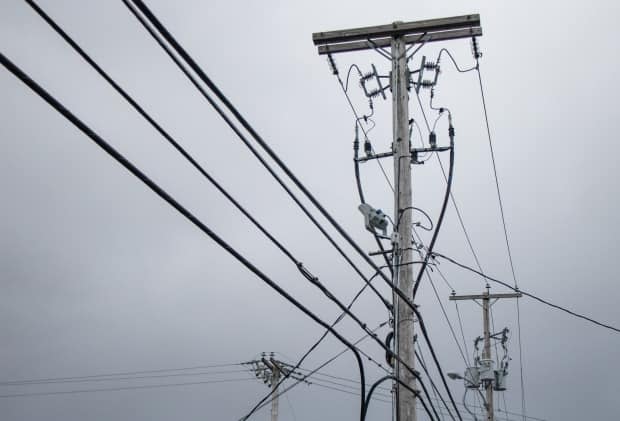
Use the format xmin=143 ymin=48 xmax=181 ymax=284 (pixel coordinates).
xmin=0 ymin=51 xmax=368 ymax=421
xmin=239 ymin=274 xmax=383 ymax=420
xmin=335 ymin=67 xmax=394 ymax=191
xmin=434 ymin=251 xmax=620 ymax=333
xmin=122 ymin=0 xmax=428 ymax=332
xmin=475 ymin=55 xmax=527 ymax=421
xmin=244 ymin=322 xmax=387 ymax=418
xmin=0 ymin=378 xmax=254 ymax=399
xmin=0 ymin=369 xmax=250 ymax=386
xmin=21 ymin=0 xmax=300 ymax=267
xmin=121 ymin=0 xmax=392 ymax=315
xmin=23 ymin=2 xmax=394 ymax=389
xmin=0 ymin=363 xmax=243 ymax=386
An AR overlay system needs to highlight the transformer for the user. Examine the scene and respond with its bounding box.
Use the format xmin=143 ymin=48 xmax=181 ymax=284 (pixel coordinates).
xmin=464 ymin=367 xmax=480 ymax=389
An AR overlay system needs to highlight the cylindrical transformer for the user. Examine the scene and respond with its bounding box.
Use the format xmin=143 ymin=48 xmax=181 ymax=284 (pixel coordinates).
xmin=464 ymin=366 xmax=480 ymax=389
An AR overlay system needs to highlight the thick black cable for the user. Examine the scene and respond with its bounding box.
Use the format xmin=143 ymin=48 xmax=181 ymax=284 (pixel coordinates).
xmin=21 ymin=7 xmax=385 ymax=414
xmin=122 ymin=0 xmax=392 ymax=313
xmin=124 ymin=0 xmax=424 ymax=318
xmin=25 ymin=1 xmax=396 ymax=394
xmin=123 ymin=8 xmax=460 ymax=420
xmin=433 ymin=252 xmax=620 ymax=334
xmin=414 ymin=307 xmax=463 ymax=421
xmin=415 ymin=348 xmax=456 ymax=421
xmin=241 ymin=272 xmax=383 ymax=420
xmin=22 ymin=0 xmax=302 ymax=265
xmin=246 ymin=322 xmax=387 ymax=418
xmin=412 ymin=128 xmax=454 ymax=300
xmin=0 ymin=363 xmax=242 ymax=386
xmin=362 ymin=375 xmax=435 ymax=421
xmin=0 ymin=52 xmax=367 ymax=421
xmin=437 ymin=48 xmax=477 ymax=73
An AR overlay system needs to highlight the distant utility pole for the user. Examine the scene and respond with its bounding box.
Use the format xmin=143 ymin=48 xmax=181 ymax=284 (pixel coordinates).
xmin=450 ymin=287 xmax=522 ymax=421
xmin=247 ymin=353 xmax=305 ymax=421
xmin=312 ymin=14 xmax=482 ymax=421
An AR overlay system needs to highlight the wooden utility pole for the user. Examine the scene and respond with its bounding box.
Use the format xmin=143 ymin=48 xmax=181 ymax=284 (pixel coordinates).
xmin=450 ymin=288 xmax=521 ymax=421
xmin=391 ymin=32 xmax=417 ymax=421
xmin=269 ymin=361 xmax=280 ymax=421
xmin=313 ymin=14 xmax=482 ymax=421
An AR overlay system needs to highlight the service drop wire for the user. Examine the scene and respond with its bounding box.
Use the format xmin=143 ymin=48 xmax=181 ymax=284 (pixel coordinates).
xmin=0 ymin=52 xmax=367 ymax=421
xmin=122 ymin=0 xmax=392 ymax=313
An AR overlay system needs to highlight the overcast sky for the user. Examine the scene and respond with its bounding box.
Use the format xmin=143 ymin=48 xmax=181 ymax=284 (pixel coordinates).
xmin=2 ymin=1 xmax=620 ymax=420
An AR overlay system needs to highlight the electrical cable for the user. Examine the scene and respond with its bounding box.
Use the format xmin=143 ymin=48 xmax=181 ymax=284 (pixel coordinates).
xmin=124 ymin=0 xmax=431 ymax=354
xmin=414 ymin=307 xmax=463 ymax=421
xmin=0 ymin=52 xmax=368 ymax=421
xmin=245 ymin=322 xmax=387 ymax=418
xmin=354 ymin=124 xmax=394 ymax=277
xmin=433 ymin=252 xmax=620 ymax=333
xmin=362 ymin=375 xmax=435 ymax=421
xmin=0 ymin=369 xmax=252 ymax=386
xmin=437 ymin=48 xmax=477 ymax=73
xmin=337 ymin=73 xmax=394 ymax=191
xmin=120 ymin=7 xmax=464 ymax=421
xmin=411 ymin=117 xmax=454 ymax=300
xmin=415 ymin=346 xmax=455 ymax=421
xmin=240 ymin=271 xmax=383 ymax=419
xmin=121 ymin=0 xmax=394 ymax=315
xmin=22 ymin=8 xmax=396 ymax=415
xmin=345 ymin=63 xmax=364 ymax=92
xmin=474 ymin=54 xmax=527 ymax=420
xmin=22 ymin=0 xmax=299 ymax=268
xmin=0 ymin=378 xmax=256 ymax=399
xmin=0 ymin=363 xmax=243 ymax=386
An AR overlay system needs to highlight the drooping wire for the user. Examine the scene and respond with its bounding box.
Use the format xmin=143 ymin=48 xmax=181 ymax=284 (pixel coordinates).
xmin=244 ymin=322 xmax=387 ymax=418
xmin=0 ymin=363 xmax=244 ymax=386
xmin=0 ymin=368 xmax=252 ymax=386
xmin=240 ymin=268 xmax=383 ymax=419
xmin=22 ymin=6 xmax=390 ymax=412
xmin=433 ymin=252 xmax=620 ymax=333
xmin=475 ymin=57 xmax=527 ymax=420
xmin=416 ymin=346 xmax=456 ymax=421
xmin=0 ymin=378 xmax=256 ymax=399
xmin=0 ymin=51 xmax=368 ymax=421
xmin=437 ymin=48 xmax=477 ymax=73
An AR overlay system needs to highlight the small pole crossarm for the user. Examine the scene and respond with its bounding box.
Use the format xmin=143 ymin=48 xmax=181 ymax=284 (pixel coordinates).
xmin=411 ymin=146 xmax=451 ymax=154
xmin=356 ymin=151 xmax=394 ymax=162
xmin=449 ymin=292 xmax=522 ymax=301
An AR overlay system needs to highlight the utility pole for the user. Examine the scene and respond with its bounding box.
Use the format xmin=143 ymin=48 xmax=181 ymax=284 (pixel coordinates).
xmin=450 ymin=287 xmax=521 ymax=421
xmin=313 ymin=14 xmax=482 ymax=421
xmin=269 ymin=361 xmax=280 ymax=421
xmin=246 ymin=353 xmax=306 ymax=421
xmin=391 ymin=31 xmax=417 ymax=421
